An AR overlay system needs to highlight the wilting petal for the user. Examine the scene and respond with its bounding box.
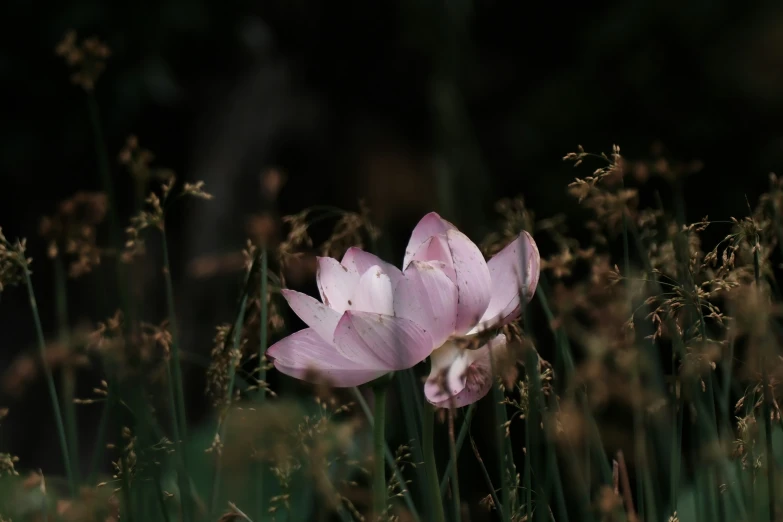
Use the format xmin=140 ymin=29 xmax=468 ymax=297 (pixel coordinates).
xmin=268 ymin=328 xmax=385 ymax=386
xmin=403 ymin=212 xmax=456 ymax=269
xmin=333 ymin=311 xmax=433 ymax=371
xmin=424 ymin=334 xmax=507 ymax=408
xmin=348 ymin=265 xmax=395 ymax=316
xmin=394 ymin=260 xmax=458 ymax=348
xmin=342 ymin=247 xmax=402 ymax=285
xmin=281 ymin=289 xmax=342 ymax=343
xmin=446 ymin=229 xmax=492 ymax=334
xmin=316 ymin=257 xmax=360 ymax=313
xmin=469 ymin=231 xmax=540 ymax=333
xmin=423 ymin=341 xmax=465 ymax=403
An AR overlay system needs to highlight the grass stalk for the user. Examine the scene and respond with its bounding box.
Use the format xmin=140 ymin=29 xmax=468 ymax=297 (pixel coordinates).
xmin=86 ymin=96 xmax=120 ymax=248
xmin=469 ymin=430 xmax=506 ymax=520
xmin=447 ymin=407 xmax=462 ymax=522
xmin=256 ymin=246 xmax=268 ymax=522
xmin=87 ymin=397 xmax=111 ymax=482
xmin=754 ymin=243 xmax=776 ymax=521
xmin=525 ymin=412 xmax=532 ymax=522
xmin=439 ymin=404 xmax=476 ymax=495
xmin=160 ymin=230 xmax=193 ymax=522
xmin=489 ymin=352 xmax=512 ymax=522
xmin=423 ymin=406 xmax=447 ymax=522
xmin=373 ymin=385 xmax=388 ymax=520
xmin=351 ymin=387 xmax=422 ymax=522
xmin=161 ymin=231 xmax=188 ymax=441
xmin=210 ymin=289 xmax=250 ymax=513
xmin=54 ymin=257 xmax=80 ymax=486
xmin=22 ymin=266 xmax=76 ymax=497
xmin=398 ymin=369 xmax=428 ymax=506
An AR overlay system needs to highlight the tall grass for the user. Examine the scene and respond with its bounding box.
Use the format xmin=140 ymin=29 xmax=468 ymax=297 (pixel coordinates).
xmin=1 ymin=33 xmax=782 ymax=522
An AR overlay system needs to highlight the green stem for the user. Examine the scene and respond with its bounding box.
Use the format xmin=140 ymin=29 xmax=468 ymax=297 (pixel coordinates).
xmin=373 ymin=385 xmax=388 ymax=520
xmin=54 ymin=258 xmax=80 ymax=486
xmin=399 ymin=369 xmax=428 ymax=506
xmin=489 ymin=352 xmax=512 ymax=522
xmin=87 ymin=397 xmax=110 ymax=482
xmin=256 ymin=246 xmax=268 ymax=522
xmin=439 ymin=404 xmax=476 ymax=495
xmin=754 ymin=245 xmax=776 ymax=522
xmin=447 ymin=408 xmax=462 ymax=522
xmin=351 ymin=387 xmax=422 ymax=522
xmin=87 ymin=96 xmax=120 ymax=248
xmin=525 ymin=411 xmax=532 ymax=522
xmin=258 ymin=247 xmax=269 ymax=388
xmin=210 ymin=292 xmax=250 ymax=513
xmin=106 ymin=378 xmax=135 ymax=522
xmin=423 ymin=406 xmax=446 ymax=522
xmin=469 ymin=432 xmax=506 ymax=520
xmin=23 ymin=268 xmax=76 ymax=496
xmin=160 ymin=229 xmax=192 ymax=522
xmin=670 ymin=355 xmax=681 ymax=513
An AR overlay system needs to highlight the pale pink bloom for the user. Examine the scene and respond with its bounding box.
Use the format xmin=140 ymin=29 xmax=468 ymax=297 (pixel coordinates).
xmin=267 ymin=248 xmax=432 ymax=387
xmin=402 ymin=213 xmax=540 ymax=407
xmin=267 ymin=212 xmax=540 ymax=408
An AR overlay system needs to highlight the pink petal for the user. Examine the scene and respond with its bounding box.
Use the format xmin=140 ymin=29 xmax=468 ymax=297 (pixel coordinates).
xmin=408 ymin=235 xmax=456 ymax=280
xmin=424 ymin=334 xmax=507 ymax=408
xmin=281 ymin=289 xmax=342 ymax=344
xmin=316 ymin=257 xmax=361 ymax=313
xmin=342 ymin=247 xmax=403 ymax=285
xmin=403 ymin=212 xmax=456 ymax=269
xmin=268 ymin=328 xmax=385 ymax=387
xmin=470 ymin=231 xmax=541 ymax=333
xmin=333 ymin=311 xmax=433 ymax=371
xmin=394 ymin=260 xmax=458 ymax=348
xmin=348 ymin=265 xmax=395 ymax=316
xmin=446 ymin=229 xmax=492 ymax=334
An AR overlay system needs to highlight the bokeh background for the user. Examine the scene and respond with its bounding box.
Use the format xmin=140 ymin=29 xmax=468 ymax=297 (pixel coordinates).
xmin=2 ymin=0 xmax=783 ymax=505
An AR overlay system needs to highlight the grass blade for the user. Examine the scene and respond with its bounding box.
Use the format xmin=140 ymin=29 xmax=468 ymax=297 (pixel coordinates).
xmin=351 ymin=387 xmax=422 ymax=522
xmin=423 ymin=405 xmax=447 ymax=522
xmin=22 ymin=266 xmax=76 ymax=497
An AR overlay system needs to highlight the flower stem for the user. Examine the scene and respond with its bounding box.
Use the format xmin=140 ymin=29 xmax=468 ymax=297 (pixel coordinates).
xmin=423 ymin=406 xmax=446 ymax=522
xmin=373 ymin=384 xmax=387 ymax=520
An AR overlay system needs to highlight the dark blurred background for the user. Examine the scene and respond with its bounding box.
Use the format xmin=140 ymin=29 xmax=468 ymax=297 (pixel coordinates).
xmin=2 ymin=0 xmax=783 ymax=510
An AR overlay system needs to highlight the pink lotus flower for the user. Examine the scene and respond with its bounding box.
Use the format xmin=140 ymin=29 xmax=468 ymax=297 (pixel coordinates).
xmin=267 ymin=212 xmax=540 ymax=408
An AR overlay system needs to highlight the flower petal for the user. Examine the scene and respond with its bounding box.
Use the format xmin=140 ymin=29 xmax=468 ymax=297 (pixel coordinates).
xmin=348 ymin=265 xmax=395 ymax=316
xmin=281 ymin=289 xmax=341 ymax=343
xmin=408 ymin=235 xmax=456 ymax=280
xmin=424 ymin=341 xmax=466 ymax=403
xmin=446 ymin=229 xmax=492 ymax=334
xmin=470 ymin=231 xmax=541 ymax=333
xmin=394 ymin=260 xmax=458 ymax=347
xmin=403 ymin=212 xmax=455 ymax=269
xmin=268 ymin=328 xmax=385 ymax=386
xmin=424 ymin=334 xmax=507 ymax=408
xmin=316 ymin=257 xmax=361 ymax=313
xmin=342 ymin=247 xmax=403 ymax=285
xmin=333 ymin=311 xmax=433 ymax=371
